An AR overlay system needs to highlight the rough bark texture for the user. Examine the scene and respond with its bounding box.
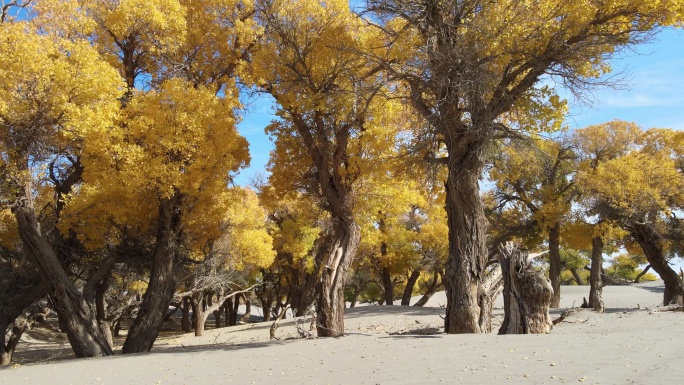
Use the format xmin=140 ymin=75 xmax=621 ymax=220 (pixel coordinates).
xmin=588 ymin=236 xmax=604 ymax=313
xmin=315 ymin=219 xmax=360 ymax=337
xmin=13 ymin=189 xmax=113 ymax=358
xmin=547 ymin=224 xmax=562 ymax=308
xmin=122 ymin=195 xmax=181 ymax=353
xmin=443 ymin=134 xmax=488 ymax=333
xmin=498 ymin=244 xmax=553 ymax=334
xmin=630 ymin=223 xmax=684 ymax=306
xmin=401 ymin=269 xmax=421 ymax=306
xmin=478 ymin=264 xmax=504 ymax=333
xmin=380 ymin=267 xmax=394 ymax=306
xmin=191 ymin=292 xmax=206 ymax=337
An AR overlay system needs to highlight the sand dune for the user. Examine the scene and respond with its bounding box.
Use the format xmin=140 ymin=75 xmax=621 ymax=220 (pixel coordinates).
xmin=2 ymin=281 xmax=683 ymax=384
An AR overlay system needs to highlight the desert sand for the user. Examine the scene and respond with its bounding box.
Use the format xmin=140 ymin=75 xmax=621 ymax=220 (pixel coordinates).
xmin=2 ymin=281 xmax=683 ymax=384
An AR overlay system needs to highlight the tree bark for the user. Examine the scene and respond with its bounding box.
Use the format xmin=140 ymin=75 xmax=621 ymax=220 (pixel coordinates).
xmin=315 ymin=219 xmax=360 ymax=337
xmin=443 ymin=134 xmax=488 ymax=333
xmin=122 ymin=195 xmax=181 ymax=353
xmin=191 ymin=292 xmax=206 ymax=337
xmin=588 ymin=236 xmax=604 ymax=313
xmin=478 ymin=264 xmax=504 ymax=333
xmin=401 ymin=269 xmax=421 ymax=306
xmin=630 ymin=223 xmax=684 ymax=305
xmin=13 ymin=187 xmax=112 ymax=357
xmin=380 ymin=267 xmax=394 ymax=306
xmin=634 ymin=265 xmax=652 ymax=283
xmin=498 ymin=244 xmax=553 ymax=334
xmin=181 ymin=296 xmax=192 ymax=333
xmin=547 ymin=223 xmax=562 ymax=308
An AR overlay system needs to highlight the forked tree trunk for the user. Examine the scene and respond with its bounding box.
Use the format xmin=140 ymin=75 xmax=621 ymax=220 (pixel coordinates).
xmin=443 ymin=134 xmax=488 ymax=333
xmin=634 ymin=265 xmax=652 ymax=283
xmin=413 ymin=270 xmax=440 ymax=307
xmin=631 ymin=223 xmax=684 ymax=305
xmin=548 ymin=224 xmax=562 ymax=308
xmin=401 ymin=269 xmax=421 ymax=306
xmin=380 ymin=267 xmax=394 ymax=306
xmin=13 ymin=190 xmax=112 ymax=358
xmin=122 ymin=195 xmax=181 ymax=353
xmin=588 ymin=236 xmax=604 ymax=313
xmin=498 ymin=244 xmax=553 ymax=334
xmin=315 ymin=219 xmax=360 ymax=337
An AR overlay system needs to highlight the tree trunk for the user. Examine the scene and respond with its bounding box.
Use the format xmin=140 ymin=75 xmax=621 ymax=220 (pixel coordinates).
xmin=631 ymin=223 xmax=684 ymax=305
xmin=547 ymin=223 xmax=562 ymax=308
xmin=413 ymin=270 xmax=441 ymax=307
xmin=315 ymin=219 xmax=360 ymax=337
xmin=443 ymin=136 xmax=488 ymax=333
xmin=1 ymin=267 xmax=45 ymax=365
xmin=94 ymin=277 xmax=113 ymax=348
xmin=122 ymin=195 xmax=181 ymax=353
xmin=231 ymin=293 xmax=240 ymax=325
xmin=478 ymin=264 xmax=504 ymax=333
xmin=0 ymin=318 xmax=27 ymax=366
xmin=570 ymin=268 xmax=583 ymax=286
xmin=225 ymin=296 xmax=238 ymax=326
xmin=13 ymin=190 xmax=112 ymax=357
xmin=241 ymin=299 xmax=251 ymax=322
xmin=191 ymin=292 xmax=206 ymax=337
xmin=498 ymin=244 xmax=553 ymax=334
xmin=634 ymin=265 xmax=652 ymax=283
xmin=380 ymin=267 xmax=394 ymax=306
xmin=588 ymin=236 xmax=604 ymax=313
xmin=181 ymin=296 xmax=192 ymax=333
xmin=401 ymin=269 xmax=421 ymax=305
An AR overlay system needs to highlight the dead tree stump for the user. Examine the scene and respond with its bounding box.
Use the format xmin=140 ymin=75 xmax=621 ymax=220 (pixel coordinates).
xmin=498 ymin=243 xmax=553 ymax=335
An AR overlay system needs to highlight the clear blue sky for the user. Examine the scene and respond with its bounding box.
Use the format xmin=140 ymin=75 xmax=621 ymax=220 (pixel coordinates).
xmin=234 ymin=28 xmax=684 ymax=186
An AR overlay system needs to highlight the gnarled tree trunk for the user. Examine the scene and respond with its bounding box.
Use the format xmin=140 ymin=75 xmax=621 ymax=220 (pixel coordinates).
xmin=13 ymin=186 xmax=112 ymax=358
xmin=498 ymin=244 xmax=553 ymax=335
xmin=122 ymin=195 xmax=181 ymax=353
xmin=443 ymin=133 xmax=488 ymax=333
xmin=315 ymin=219 xmax=360 ymax=337
xmin=401 ymin=269 xmax=421 ymax=306
xmin=588 ymin=236 xmax=604 ymax=313
xmin=631 ymin=223 xmax=684 ymax=306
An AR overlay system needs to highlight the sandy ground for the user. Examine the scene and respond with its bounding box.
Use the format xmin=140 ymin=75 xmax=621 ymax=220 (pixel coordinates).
xmin=2 ymin=281 xmax=683 ymax=384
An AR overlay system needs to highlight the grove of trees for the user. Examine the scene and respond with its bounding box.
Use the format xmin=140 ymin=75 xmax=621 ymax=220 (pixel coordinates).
xmin=1 ymin=0 xmax=683 ymax=365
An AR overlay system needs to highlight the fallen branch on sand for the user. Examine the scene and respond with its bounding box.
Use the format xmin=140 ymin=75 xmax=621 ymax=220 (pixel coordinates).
xmin=648 ymin=304 xmax=684 ymax=314
xmin=552 ymin=308 xmax=579 ymax=325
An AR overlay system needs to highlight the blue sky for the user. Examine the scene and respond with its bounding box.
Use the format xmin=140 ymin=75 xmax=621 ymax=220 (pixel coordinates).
xmin=234 ymin=28 xmax=684 ymax=187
